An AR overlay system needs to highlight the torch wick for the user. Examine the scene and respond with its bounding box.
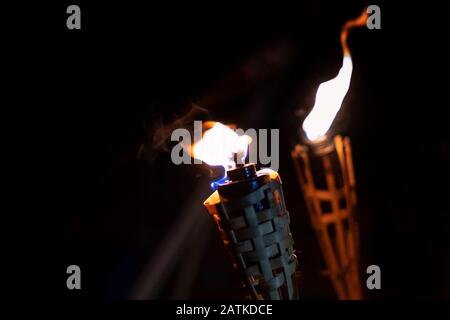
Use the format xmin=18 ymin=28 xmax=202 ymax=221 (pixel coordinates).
xmin=233 ymin=152 xmax=246 ymax=168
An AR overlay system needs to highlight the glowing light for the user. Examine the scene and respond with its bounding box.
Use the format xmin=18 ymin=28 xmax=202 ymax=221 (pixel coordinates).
xmin=302 ymin=9 xmax=368 ymax=141
xmin=210 ymin=175 xmax=228 ymax=190
xmin=191 ymin=122 xmax=252 ymax=171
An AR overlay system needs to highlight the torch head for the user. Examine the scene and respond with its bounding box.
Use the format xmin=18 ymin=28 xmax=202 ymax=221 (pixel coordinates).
xmin=204 ymin=163 xmax=299 ymax=300
xmin=308 ymin=135 xmax=335 ymax=156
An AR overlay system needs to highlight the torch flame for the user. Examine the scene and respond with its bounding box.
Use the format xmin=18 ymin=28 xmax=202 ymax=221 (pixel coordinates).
xmin=191 ymin=122 xmax=251 ymax=170
xmin=302 ymin=9 xmax=368 ymax=141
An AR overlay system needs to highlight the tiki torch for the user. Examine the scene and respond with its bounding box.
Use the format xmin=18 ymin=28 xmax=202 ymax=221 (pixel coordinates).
xmin=189 ymin=122 xmax=299 ymax=300
xmin=291 ymin=9 xmax=368 ymax=300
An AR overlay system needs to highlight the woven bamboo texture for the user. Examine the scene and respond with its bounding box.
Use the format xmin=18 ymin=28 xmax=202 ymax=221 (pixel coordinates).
xmin=291 ymin=135 xmax=361 ymax=299
xmin=204 ymin=173 xmax=299 ymax=300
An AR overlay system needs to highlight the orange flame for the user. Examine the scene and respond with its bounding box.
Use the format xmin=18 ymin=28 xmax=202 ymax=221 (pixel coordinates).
xmin=303 ymin=8 xmax=368 ymax=141
xmin=189 ymin=122 xmax=252 ymax=170
xmin=341 ymin=9 xmax=369 ymax=56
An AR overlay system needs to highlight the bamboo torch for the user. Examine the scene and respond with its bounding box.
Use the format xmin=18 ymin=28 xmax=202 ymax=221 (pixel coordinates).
xmin=188 ymin=122 xmax=299 ymax=300
xmin=291 ymin=9 xmax=368 ymax=299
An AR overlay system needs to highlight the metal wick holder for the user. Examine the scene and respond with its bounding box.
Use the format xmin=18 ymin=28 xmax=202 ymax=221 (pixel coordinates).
xmin=307 ymin=135 xmax=335 ymax=156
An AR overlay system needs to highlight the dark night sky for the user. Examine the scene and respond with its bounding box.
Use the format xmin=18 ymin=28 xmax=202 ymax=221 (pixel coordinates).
xmin=10 ymin=0 xmax=450 ymax=299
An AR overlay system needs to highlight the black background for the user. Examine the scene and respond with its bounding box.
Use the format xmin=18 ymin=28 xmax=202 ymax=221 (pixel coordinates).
xmin=10 ymin=0 xmax=450 ymax=299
